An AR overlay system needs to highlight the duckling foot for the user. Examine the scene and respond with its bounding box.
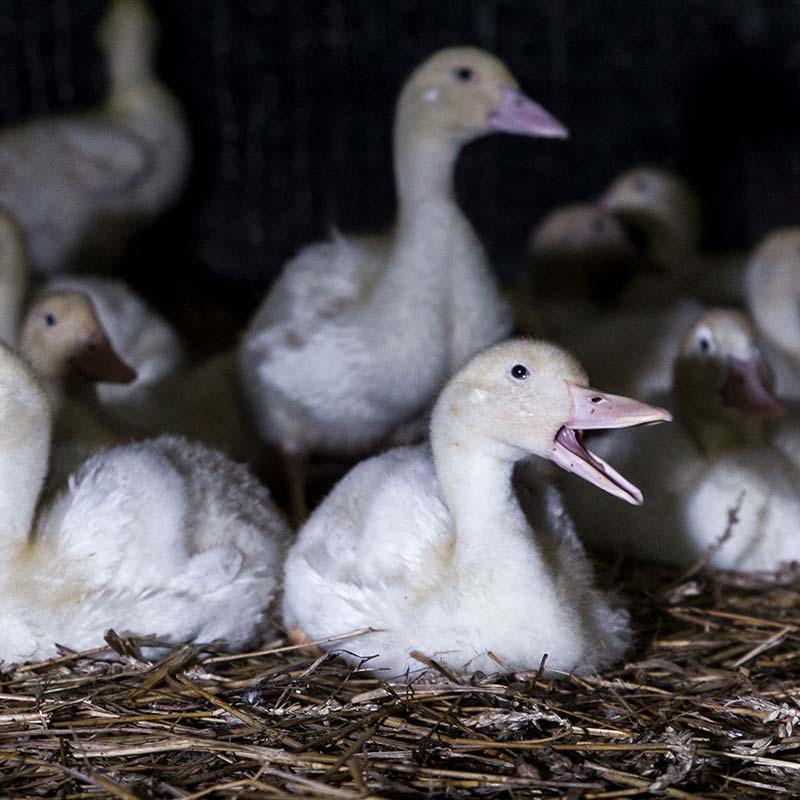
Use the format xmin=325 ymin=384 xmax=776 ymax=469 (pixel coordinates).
xmin=287 ymin=626 xmax=324 ymax=657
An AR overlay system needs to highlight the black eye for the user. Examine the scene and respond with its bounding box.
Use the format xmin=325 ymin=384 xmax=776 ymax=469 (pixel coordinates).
xmin=632 ymin=177 xmax=648 ymax=192
xmin=45 ymin=313 xmax=57 ymax=327
xmin=699 ymin=337 xmax=710 ymax=353
xmin=511 ymin=364 xmax=530 ymax=380
xmin=454 ymin=66 xmax=474 ymax=82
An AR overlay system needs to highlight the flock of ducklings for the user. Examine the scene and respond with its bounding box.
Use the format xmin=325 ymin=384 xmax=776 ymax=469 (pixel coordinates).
xmin=0 ymin=0 xmax=798 ymax=680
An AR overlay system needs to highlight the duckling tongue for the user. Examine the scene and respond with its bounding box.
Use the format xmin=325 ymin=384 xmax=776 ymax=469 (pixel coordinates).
xmin=488 ymin=88 xmax=568 ymax=139
xmin=71 ymin=336 xmax=137 ymax=384
xmin=722 ymin=356 xmax=786 ymax=418
xmin=552 ymin=427 xmax=644 ymax=505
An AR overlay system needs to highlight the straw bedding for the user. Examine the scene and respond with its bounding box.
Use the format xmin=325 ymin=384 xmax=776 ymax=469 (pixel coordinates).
xmin=2 ymin=554 xmax=800 ymax=798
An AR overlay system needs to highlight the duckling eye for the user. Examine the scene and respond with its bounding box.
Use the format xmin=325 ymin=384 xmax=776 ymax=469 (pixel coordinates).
xmin=45 ymin=313 xmax=57 ymax=327
xmin=632 ymin=176 xmax=648 ymax=192
xmin=510 ymin=364 xmax=530 ymax=380
xmin=454 ymin=66 xmax=474 ymax=82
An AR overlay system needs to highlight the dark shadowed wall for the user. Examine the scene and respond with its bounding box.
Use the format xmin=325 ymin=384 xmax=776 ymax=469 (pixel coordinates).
xmin=1 ymin=0 xmax=799 ymax=324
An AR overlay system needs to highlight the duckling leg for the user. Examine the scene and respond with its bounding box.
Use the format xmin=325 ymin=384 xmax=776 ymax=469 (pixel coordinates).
xmin=282 ymin=445 xmax=308 ymax=527
xmin=287 ymin=626 xmax=325 ymax=657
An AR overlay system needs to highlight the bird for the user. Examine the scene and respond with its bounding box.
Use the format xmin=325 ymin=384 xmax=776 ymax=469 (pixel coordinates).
xmin=0 ymin=342 xmax=290 ymax=665
xmin=564 ymin=309 xmax=797 ymax=572
xmin=282 ymin=338 xmax=671 ymax=679
xmin=239 ymin=47 xmax=568 ymax=523
xmin=0 ymin=0 xmax=190 ymax=274
xmin=744 ymin=228 xmax=800 ymax=399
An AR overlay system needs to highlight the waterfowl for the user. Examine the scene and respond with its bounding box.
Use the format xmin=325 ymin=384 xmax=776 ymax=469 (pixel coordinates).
xmin=744 ymin=228 xmax=800 ymax=398
xmin=0 ymin=0 xmax=189 ymax=273
xmin=517 ymin=204 xmax=637 ymax=336
xmin=239 ymin=47 xmax=567 ymax=520
xmin=0 ymin=343 xmax=290 ymax=665
xmin=18 ymin=290 xmax=137 ymax=484
xmin=282 ymin=339 xmax=670 ymax=679
xmin=566 ymin=310 xmax=797 ymax=571
xmin=45 ymin=275 xmax=186 ymax=420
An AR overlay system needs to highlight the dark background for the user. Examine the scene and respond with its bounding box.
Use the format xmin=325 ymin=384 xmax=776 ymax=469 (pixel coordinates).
xmin=1 ymin=0 xmax=799 ymax=331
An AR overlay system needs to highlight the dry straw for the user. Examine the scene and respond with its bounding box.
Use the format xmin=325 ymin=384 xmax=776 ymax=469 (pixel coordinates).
xmin=2 ymin=558 xmax=800 ymax=798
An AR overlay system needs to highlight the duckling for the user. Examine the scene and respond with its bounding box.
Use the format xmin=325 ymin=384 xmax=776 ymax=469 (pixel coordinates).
xmin=45 ymin=275 xmax=186 ymax=419
xmin=239 ymin=47 xmax=567 ymax=521
xmin=0 ymin=210 xmax=28 ymax=346
xmin=0 ymin=342 xmax=290 ymax=665
xmin=18 ymin=291 xmax=137 ymax=484
xmin=282 ymin=339 xmax=670 ymax=679
xmin=517 ymin=204 xmax=638 ymax=336
xmin=745 ymin=228 xmax=800 ymax=398
xmin=565 ymin=310 xmax=797 ymax=571
xmin=0 ymin=0 xmax=189 ymax=273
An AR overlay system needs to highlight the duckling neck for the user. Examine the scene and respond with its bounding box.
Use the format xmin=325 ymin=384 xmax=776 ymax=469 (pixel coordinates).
xmin=678 ymin=401 xmax=768 ymax=454
xmin=431 ymin=429 xmax=538 ymax=564
xmin=393 ymin=124 xmax=459 ymax=217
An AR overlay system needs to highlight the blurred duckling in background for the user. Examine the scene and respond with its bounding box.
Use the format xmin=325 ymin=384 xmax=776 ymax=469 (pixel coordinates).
xmin=564 ymin=309 xmax=798 ymax=572
xmin=0 ymin=0 xmax=189 ymax=274
xmin=517 ymin=204 xmax=638 ymax=336
xmin=239 ymin=47 xmax=568 ymax=522
xmin=0 ymin=343 xmax=290 ymax=665
xmin=283 ymin=339 xmax=670 ymax=679
xmin=19 ymin=291 xmax=136 ymax=484
xmin=745 ymin=228 xmax=800 ymax=398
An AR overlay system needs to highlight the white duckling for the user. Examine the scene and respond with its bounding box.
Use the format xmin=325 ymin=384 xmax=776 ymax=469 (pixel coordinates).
xmin=745 ymin=228 xmax=800 ymax=399
xmin=0 ymin=343 xmax=290 ymax=665
xmin=283 ymin=339 xmax=671 ymax=679
xmin=45 ymin=275 xmax=186 ymax=421
xmin=239 ymin=47 xmax=567 ymax=519
xmin=0 ymin=210 xmax=28 ymax=346
xmin=18 ymin=290 xmax=137 ymax=484
xmin=0 ymin=0 xmax=189 ymax=273
xmin=517 ymin=203 xmax=638 ymax=337
xmin=566 ymin=310 xmax=797 ymax=572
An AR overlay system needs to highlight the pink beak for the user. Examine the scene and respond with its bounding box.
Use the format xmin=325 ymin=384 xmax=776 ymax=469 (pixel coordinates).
xmin=722 ymin=356 xmax=786 ymax=418
xmin=488 ymin=88 xmax=568 ymax=139
xmin=550 ymin=384 xmax=672 ymax=505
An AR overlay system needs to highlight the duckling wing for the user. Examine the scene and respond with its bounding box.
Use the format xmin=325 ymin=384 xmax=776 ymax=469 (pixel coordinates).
xmin=283 ymin=445 xmax=453 ymax=651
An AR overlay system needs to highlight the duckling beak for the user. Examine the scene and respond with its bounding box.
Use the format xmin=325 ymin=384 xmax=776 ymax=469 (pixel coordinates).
xmin=550 ymin=384 xmax=672 ymax=505
xmin=71 ymin=334 xmax=137 ymax=384
xmin=722 ymin=356 xmax=786 ymax=418
xmin=488 ymin=88 xmax=568 ymax=139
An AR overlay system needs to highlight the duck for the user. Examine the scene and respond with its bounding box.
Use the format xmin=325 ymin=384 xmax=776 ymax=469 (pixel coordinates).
xmin=282 ymin=339 xmax=671 ymax=679
xmin=0 ymin=342 xmax=291 ymax=665
xmin=18 ymin=290 xmax=138 ymax=484
xmin=45 ymin=274 xmax=186 ymax=420
xmin=564 ymin=309 xmax=798 ymax=572
xmin=239 ymin=47 xmax=567 ymax=520
xmin=517 ymin=203 xmax=638 ymax=337
xmin=744 ymin=228 xmax=800 ymax=399
xmin=0 ymin=0 xmax=189 ymax=274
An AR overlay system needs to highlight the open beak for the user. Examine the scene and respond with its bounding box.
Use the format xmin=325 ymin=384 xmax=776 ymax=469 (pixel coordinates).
xmin=722 ymin=355 xmax=785 ymax=418
xmin=71 ymin=334 xmax=137 ymax=384
xmin=550 ymin=384 xmax=672 ymax=505
xmin=488 ymin=88 xmax=568 ymax=139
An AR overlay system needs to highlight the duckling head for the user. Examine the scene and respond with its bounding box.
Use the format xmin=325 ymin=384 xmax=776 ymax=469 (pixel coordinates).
xmin=432 ymin=338 xmax=672 ymax=504
xmin=745 ymin=228 xmax=800 ymax=358
xmin=674 ymin=309 xmax=785 ymax=448
xmin=528 ymin=204 xmax=638 ymax=303
xmin=397 ymin=47 xmax=567 ymax=146
xmin=600 ymin=165 xmax=701 ymax=268
xmin=20 ymin=292 xmax=137 ymax=386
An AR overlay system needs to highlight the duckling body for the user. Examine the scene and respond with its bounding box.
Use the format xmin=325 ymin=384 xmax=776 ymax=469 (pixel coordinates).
xmin=566 ymin=310 xmax=796 ymax=571
xmin=240 ymin=48 xmax=566 ymax=516
xmin=283 ymin=339 xmax=670 ymax=678
xmin=0 ymin=0 xmax=189 ymax=273
xmin=0 ymin=344 xmax=290 ymax=665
